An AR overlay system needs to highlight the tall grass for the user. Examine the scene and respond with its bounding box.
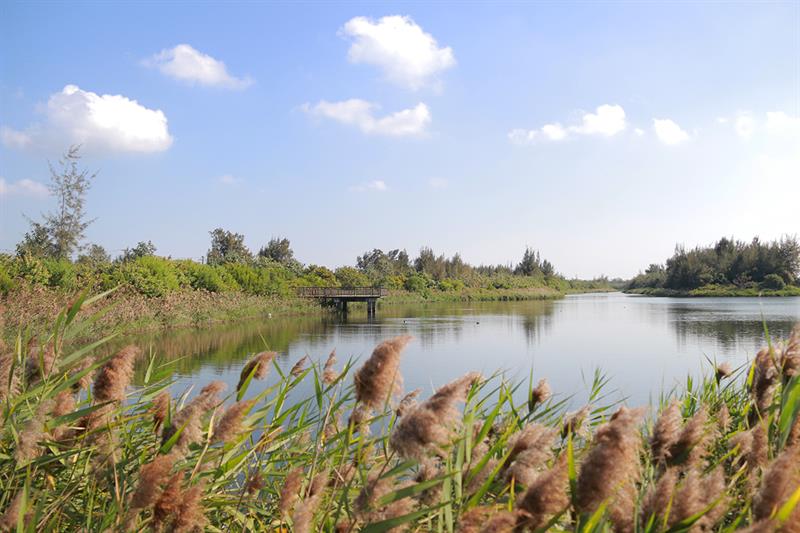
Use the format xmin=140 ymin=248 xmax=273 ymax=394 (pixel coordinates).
xmin=0 ymin=296 xmax=798 ymax=532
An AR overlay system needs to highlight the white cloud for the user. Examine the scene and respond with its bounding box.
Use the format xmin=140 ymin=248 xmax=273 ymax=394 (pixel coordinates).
xmin=652 ymin=118 xmax=690 ymax=145
xmin=571 ymin=104 xmax=627 ymax=136
xmin=428 ymin=177 xmax=448 ymax=189
xmin=509 ymin=104 xmax=626 ymax=144
xmin=144 ymin=44 xmax=252 ymax=89
xmin=341 ymin=15 xmax=455 ymax=90
xmin=735 ymin=113 xmax=755 ymax=139
xmin=634 ymin=128 xmax=645 ymax=136
xmin=218 ymin=174 xmax=239 ymax=185
xmin=765 ymin=111 xmax=800 ymax=137
xmin=303 ymin=99 xmax=430 ymax=137
xmin=0 ymin=177 xmax=49 ymax=197
xmin=351 ymin=179 xmax=388 ymax=192
xmin=1 ymin=127 xmax=32 ymax=149
xmin=1 ymin=85 xmax=172 ymax=154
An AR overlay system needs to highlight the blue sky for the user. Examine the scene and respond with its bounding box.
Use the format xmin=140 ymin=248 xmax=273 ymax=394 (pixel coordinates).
xmin=1 ymin=1 xmax=798 ymax=278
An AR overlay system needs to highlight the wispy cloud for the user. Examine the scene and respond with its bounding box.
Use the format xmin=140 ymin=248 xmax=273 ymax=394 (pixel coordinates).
xmin=303 ymin=99 xmax=431 ymax=137
xmin=350 ymin=180 xmax=388 ymax=192
xmin=143 ymin=44 xmax=252 ymax=89
xmin=341 ymin=15 xmax=455 ymax=91
xmin=0 ymin=177 xmax=49 ymax=197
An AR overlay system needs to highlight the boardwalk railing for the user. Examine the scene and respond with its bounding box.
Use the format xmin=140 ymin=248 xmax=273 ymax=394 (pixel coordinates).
xmin=296 ymin=287 xmax=388 ymax=298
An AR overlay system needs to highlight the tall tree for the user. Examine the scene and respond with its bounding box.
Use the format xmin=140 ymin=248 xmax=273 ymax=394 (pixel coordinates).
xmin=43 ymin=146 xmax=96 ymax=259
xmin=207 ymin=228 xmax=252 ymax=265
xmin=258 ymin=237 xmax=294 ymax=264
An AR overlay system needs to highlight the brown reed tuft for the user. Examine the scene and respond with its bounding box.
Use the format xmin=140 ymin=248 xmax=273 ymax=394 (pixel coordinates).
xmin=72 ymin=355 xmax=95 ymax=392
xmin=151 ymin=391 xmax=170 ymax=430
xmin=459 ymin=506 xmax=520 ymax=533
xmin=291 ymin=469 xmax=329 ymax=533
xmin=529 ymin=378 xmax=552 ymax=409
xmin=15 ymin=400 xmax=51 ymax=463
xmin=669 ymin=467 xmax=726 ymax=531
xmin=0 ymin=343 xmax=19 ymax=403
xmin=323 ymin=349 xmax=338 ymax=385
xmin=667 ymin=406 xmax=709 ymax=468
xmin=354 ymin=336 xmax=411 ymax=410
xmin=389 ymin=372 xmax=481 ymax=460
xmin=717 ymin=403 xmax=731 ymax=434
xmin=576 ymin=406 xmax=645 ymax=533
xmin=236 ymin=351 xmax=276 ymax=392
xmin=504 ymin=423 xmax=558 ymax=486
xmin=415 ymin=457 xmax=444 ymax=505
xmin=162 ymin=380 xmax=226 ymax=456
xmin=244 ymin=472 xmax=264 ymax=495
xmin=640 ymin=467 xmax=678 ymax=527
xmin=172 ymin=482 xmax=207 ymax=533
xmin=752 ymin=443 xmax=800 ymax=525
xmin=25 ymin=340 xmax=56 ymax=385
xmin=290 ymin=355 xmax=309 ymax=377
xmin=152 ymin=472 xmax=182 ymax=531
xmin=212 ymin=400 xmax=253 ymax=443
xmin=752 ymin=347 xmax=779 ymax=416
xmin=279 ymin=467 xmax=304 ymax=517
xmin=0 ymin=491 xmax=26 ymax=532
xmin=515 ymin=453 xmax=569 ymax=529
xmin=93 ymin=345 xmax=139 ymax=404
xmin=716 ymin=361 xmax=733 ymax=382
xmin=780 ymin=326 xmax=800 ymax=378
xmin=354 ymin=473 xmax=415 ymax=527
xmin=651 ymin=400 xmax=682 ymax=465
xmin=395 ymin=388 xmax=420 ymax=417
xmin=51 ymin=390 xmax=76 ymax=441
xmin=561 ymin=405 xmax=591 ymax=439
xmin=126 ymin=454 xmax=175 ymax=528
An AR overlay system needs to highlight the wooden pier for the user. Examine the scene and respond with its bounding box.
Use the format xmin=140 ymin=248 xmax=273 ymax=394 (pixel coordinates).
xmin=296 ymin=287 xmax=388 ymax=317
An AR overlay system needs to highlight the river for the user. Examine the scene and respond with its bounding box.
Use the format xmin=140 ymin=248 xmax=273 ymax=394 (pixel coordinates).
xmin=125 ymin=292 xmax=800 ymax=406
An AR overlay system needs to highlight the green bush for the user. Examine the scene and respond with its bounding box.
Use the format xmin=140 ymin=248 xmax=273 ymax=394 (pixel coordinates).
xmin=0 ymin=265 xmax=14 ymax=295
xmin=762 ymin=273 xmax=787 ymax=290
xmin=438 ymin=278 xmax=465 ymax=291
xmin=43 ymin=259 xmax=77 ymax=290
xmin=334 ymin=266 xmax=370 ymax=288
xmin=404 ymin=273 xmax=430 ymax=293
xmin=113 ymin=256 xmax=182 ymax=297
xmin=179 ymin=261 xmax=236 ymax=292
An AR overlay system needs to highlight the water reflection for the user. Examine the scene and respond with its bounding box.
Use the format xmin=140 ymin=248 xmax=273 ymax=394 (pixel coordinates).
xmin=120 ymin=293 xmax=799 ymax=405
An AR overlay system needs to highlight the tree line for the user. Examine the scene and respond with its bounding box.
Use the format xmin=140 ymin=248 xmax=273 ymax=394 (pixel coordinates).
xmin=627 ymin=236 xmax=800 ymax=291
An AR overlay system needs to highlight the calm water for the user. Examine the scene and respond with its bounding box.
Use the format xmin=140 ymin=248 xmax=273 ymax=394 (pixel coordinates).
xmin=125 ymin=293 xmax=800 ymax=406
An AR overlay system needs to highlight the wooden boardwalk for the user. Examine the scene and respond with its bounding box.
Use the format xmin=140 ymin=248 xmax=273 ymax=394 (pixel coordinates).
xmin=296 ymin=287 xmax=388 ymax=315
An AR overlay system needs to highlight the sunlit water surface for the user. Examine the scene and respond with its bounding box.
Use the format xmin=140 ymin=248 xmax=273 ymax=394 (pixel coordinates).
xmin=124 ymin=293 xmax=799 ymax=406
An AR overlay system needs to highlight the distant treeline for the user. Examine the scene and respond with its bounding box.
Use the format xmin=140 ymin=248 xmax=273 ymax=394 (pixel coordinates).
xmin=627 ymin=236 xmax=800 ymax=291
xmin=1 ymin=228 xmax=608 ymax=298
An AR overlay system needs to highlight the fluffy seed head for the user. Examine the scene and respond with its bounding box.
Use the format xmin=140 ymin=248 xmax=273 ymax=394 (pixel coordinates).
xmin=395 ymin=388 xmax=420 ymax=417
xmin=236 ymin=351 xmax=276 ymax=392
xmin=151 ymin=391 xmax=170 ymax=430
xmin=504 ymin=424 xmax=558 ymax=486
xmin=290 ymin=355 xmax=309 ymax=377
xmin=323 ymin=350 xmax=338 ymax=385
xmin=516 ymin=454 xmax=569 ymax=529
xmin=354 ymin=336 xmax=411 ymax=410
xmin=212 ymin=400 xmax=253 ymax=443
xmin=129 ymin=454 xmax=174 ymax=511
xmin=780 ymin=327 xmax=800 ymax=378
xmin=172 ymin=482 xmax=206 ymax=533
xmin=651 ymin=400 xmax=682 ymax=465
xmin=667 ymin=407 xmax=709 ymax=468
xmin=529 ymin=378 xmax=552 ymax=410
xmin=716 ymin=362 xmax=733 ymax=382
xmin=279 ymin=467 xmax=304 ymax=517
xmin=93 ymin=345 xmax=139 ymax=404
xmin=752 ymin=347 xmax=779 ymax=416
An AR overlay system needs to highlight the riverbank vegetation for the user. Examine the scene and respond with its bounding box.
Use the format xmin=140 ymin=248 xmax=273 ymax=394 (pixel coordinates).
xmin=1 ymin=298 xmax=799 ymax=532
xmin=626 ymin=236 xmax=800 ymax=296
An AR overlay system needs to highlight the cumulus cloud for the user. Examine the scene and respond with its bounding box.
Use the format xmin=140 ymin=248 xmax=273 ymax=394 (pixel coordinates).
xmin=144 ymin=44 xmax=252 ymax=89
xmin=341 ymin=15 xmax=455 ymax=90
xmin=735 ymin=113 xmax=755 ymax=139
xmin=652 ymin=118 xmax=690 ymax=145
xmin=0 ymin=177 xmax=49 ymax=197
xmin=1 ymin=85 xmax=172 ymax=154
xmin=509 ymin=104 xmax=626 ymax=144
xmin=302 ymin=99 xmax=430 ymax=137
xmin=351 ymin=179 xmax=388 ymax=192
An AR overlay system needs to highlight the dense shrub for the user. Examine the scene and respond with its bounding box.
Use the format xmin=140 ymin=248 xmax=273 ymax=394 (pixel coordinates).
xmin=762 ymin=273 xmax=787 ymax=290
xmin=334 ymin=266 xmax=370 ymax=288
xmin=110 ymin=256 xmax=182 ymax=297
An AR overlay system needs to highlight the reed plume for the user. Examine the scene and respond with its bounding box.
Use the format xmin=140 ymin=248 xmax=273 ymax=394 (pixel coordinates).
xmin=752 ymin=443 xmax=800 ymax=527
xmin=354 ymin=473 xmax=415 ymax=527
xmin=715 ymin=362 xmax=733 ymax=382
xmin=279 ymin=467 xmax=304 ymax=517
xmin=667 ymin=407 xmax=709 ymax=468
xmin=93 ymin=345 xmax=139 ymax=404
xmin=0 ymin=343 xmax=18 ymax=403
xmin=576 ymin=406 xmax=645 ymax=533
xmin=516 ymin=453 xmax=569 ymax=529
xmin=0 ymin=491 xmax=25 ymax=532
xmin=354 ymin=336 xmax=411 ymax=410
xmin=291 ymin=469 xmax=329 ymax=533
xmin=151 ymin=391 xmax=170 ymax=430
xmin=459 ymin=507 xmax=519 ymax=533
xmin=51 ymin=390 xmax=76 ymax=441
xmin=162 ymin=380 xmax=225 ymax=456
xmin=125 ymin=454 xmax=175 ymax=528
xmin=24 ymin=340 xmax=56 ymax=385
xmin=752 ymin=347 xmax=779 ymax=416
xmin=669 ymin=467 xmax=726 ymax=531
xmin=323 ymin=349 xmax=338 ymax=384
xmin=640 ymin=467 xmax=678 ymax=526
xmin=389 ymin=372 xmax=481 ymax=460
xmin=395 ymin=388 xmax=420 ymax=417
xmin=561 ymin=405 xmax=590 ymax=439
xmin=529 ymin=378 xmax=552 ymax=411
xmin=153 ymin=472 xmax=182 ymax=531
xmin=15 ymin=400 xmax=51 ymax=463
xmin=172 ymin=482 xmax=206 ymax=533
xmin=780 ymin=326 xmax=799 ymax=378
xmin=651 ymin=400 xmax=681 ymax=465
xmin=244 ymin=472 xmax=264 ymax=495
xmin=236 ymin=351 xmax=275 ymax=392
xmin=290 ymin=355 xmax=309 ymax=377
xmin=504 ymin=423 xmax=557 ymax=486
xmin=72 ymin=355 xmax=95 ymax=392
xmin=212 ymin=400 xmax=253 ymax=443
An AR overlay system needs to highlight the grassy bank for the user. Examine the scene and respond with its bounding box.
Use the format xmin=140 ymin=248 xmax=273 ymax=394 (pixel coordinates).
xmin=382 ymin=286 xmax=564 ymax=304
xmin=625 ymin=284 xmax=800 ymax=297
xmin=1 ymin=297 xmax=799 ymax=532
